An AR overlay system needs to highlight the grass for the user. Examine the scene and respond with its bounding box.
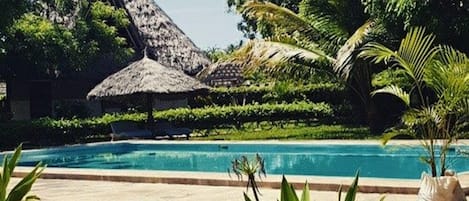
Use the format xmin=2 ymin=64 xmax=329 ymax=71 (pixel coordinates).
xmin=192 ymin=124 xmax=375 ymax=140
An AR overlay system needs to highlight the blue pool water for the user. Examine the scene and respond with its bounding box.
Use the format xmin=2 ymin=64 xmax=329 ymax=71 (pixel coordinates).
xmin=1 ymin=142 xmax=468 ymax=179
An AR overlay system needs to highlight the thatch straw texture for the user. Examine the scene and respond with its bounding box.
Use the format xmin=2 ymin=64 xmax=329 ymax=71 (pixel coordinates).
xmin=87 ymin=56 xmax=209 ymax=99
xmin=120 ymin=0 xmax=211 ymax=74
xmin=197 ymin=61 xmax=244 ymax=87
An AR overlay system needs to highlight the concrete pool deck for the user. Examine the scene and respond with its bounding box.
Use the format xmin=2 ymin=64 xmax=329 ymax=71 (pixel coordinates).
xmin=12 ymin=178 xmax=424 ymax=201
xmin=8 ymin=140 xmax=469 ymax=200
xmin=12 ymin=167 xmax=469 ymax=194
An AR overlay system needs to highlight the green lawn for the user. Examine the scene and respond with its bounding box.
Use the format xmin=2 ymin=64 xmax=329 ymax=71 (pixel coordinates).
xmin=192 ymin=124 xmax=375 ymax=140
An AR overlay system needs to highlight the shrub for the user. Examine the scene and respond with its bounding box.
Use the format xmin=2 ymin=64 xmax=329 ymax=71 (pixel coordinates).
xmin=0 ymin=102 xmax=337 ymax=149
xmin=190 ymin=82 xmax=346 ymax=107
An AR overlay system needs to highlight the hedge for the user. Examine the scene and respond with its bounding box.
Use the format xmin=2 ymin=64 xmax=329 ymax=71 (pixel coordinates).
xmin=190 ymin=83 xmax=347 ymax=107
xmin=0 ymin=102 xmax=344 ymax=149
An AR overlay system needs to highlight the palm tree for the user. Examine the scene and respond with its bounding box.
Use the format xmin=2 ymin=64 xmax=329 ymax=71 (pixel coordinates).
xmin=359 ymin=27 xmax=469 ymax=177
xmin=227 ymin=0 xmax=376 ymax=123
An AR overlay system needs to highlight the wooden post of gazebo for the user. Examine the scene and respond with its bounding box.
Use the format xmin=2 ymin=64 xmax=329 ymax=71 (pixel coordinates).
xmin=146 ymin=93 xmax=154 ymax=125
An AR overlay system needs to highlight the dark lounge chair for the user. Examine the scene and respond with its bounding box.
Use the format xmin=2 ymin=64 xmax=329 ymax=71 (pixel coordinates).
xmin=110 ymin=120 xmax=153 ymax=141
xmin=155 ymin=121 xmax=192 ymax=139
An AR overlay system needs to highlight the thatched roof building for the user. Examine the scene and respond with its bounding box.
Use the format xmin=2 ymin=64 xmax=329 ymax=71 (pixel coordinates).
xmin=7 ymin=0 xmax=212 ymax=120
xmin=197 ymin=61 xmax=244 ymax=87
xmin=113 ymin=0 xmax=211 ymax=74
xmin=41 ymin=0 xmax=211 ymax=75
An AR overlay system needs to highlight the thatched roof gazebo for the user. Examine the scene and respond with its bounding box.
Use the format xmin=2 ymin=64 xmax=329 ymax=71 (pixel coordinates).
xmin=197 ymin=61 xmax=245 ymax=87
xmin=87 ymin=55 xmax=210 ymax=123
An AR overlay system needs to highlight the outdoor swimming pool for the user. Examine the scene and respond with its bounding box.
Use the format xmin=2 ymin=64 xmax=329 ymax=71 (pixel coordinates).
xmin=2 ymin=142 xmax=468 ymax=179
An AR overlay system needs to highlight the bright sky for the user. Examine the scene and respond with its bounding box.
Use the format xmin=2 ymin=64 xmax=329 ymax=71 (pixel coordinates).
xmin=153 ymin=0 xmax=245 ymax=50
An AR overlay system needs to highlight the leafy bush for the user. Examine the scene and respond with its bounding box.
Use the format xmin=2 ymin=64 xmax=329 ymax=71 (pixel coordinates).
xmin=190 ymin=83 xmax=346 ymax=107
xmin=0 ymin=102 xmax=337 ymax=149
xmin=372 ymin=69 xmax=411 ymax=90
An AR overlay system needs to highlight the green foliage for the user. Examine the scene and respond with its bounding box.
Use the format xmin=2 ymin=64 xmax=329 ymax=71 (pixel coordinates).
xmin=205 ymin=48 xmax=231 ymax=63
xmin=193 ymin=82 xmax=346 ymax=106
xmin=361 ymin=27 xmax=469 ymax=177
xmin=0 ymin=102 xmax=337 ymax=149
xmin=0 ymin=144 xmax=44 ymax=201
xmin=204 ymin=41 xmax=243 ymax=62
xmin=243 ymin=171 xmax=362 ymax=201
xmin=194 ymin=124 xmax=371 ymax=141
xmin=1 ymin=0 xmax=134 ymax=79
xmin=6 ymin=13 xmax=77 ymax=77
xmin=371 ymin=68 xmax=411 ymax=89
xmin=231 ymin=0 xmax=376 ymax=126
xmin=155 ymin=102 xmax=335 ymax=126
xmin=227 ymin=0 xmax=302 ymax=38
xmin=342 ymin=172 xmax=359 ymax=201
xmin=362 ymin=0 xmax=469 ymax=53
xmin=231 ymin=154 xmax=266 ymax=201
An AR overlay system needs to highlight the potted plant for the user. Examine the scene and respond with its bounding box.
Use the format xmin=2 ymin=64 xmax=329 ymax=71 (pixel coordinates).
xmin=360 ymin=27 xmax=468 ymax=201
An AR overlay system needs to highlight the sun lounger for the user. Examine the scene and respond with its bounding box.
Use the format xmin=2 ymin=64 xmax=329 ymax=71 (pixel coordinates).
xmin=110 ymin=120 xmax=153 ymax=141
xmin=155 ymin=121 xmax=192 ymax=139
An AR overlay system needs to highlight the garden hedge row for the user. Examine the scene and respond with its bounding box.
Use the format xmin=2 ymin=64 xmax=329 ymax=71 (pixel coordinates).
xmin=190 ymin=83 xmax=347 ymax=107
xmin=0 ymin=102 xmax=348 ymax=149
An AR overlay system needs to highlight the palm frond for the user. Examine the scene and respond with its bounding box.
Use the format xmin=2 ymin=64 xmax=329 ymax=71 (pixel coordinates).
xmin=426 ymin=45 xmax=469 ymax=105
xmin=241 ymin=1 xmax=321 ymax=41
xmin=334 ymin=20 xmax=374 ymax=80
xmin=231 ymin=39 xmax=332 ymax=74
xmin=381 ymin=128 xmax=414 ymax=145
xmin=385 ymin=0 xmax=415 ymax=16
xmin=371 ymin=85 xmax=410 ymax=106
xmin=361 ymin=27 xmax=439 ymax=85
xmin=359 ymin=42 xmax=397 ymax=65
xmin=398 ymin=27 xmax=439 ymax=82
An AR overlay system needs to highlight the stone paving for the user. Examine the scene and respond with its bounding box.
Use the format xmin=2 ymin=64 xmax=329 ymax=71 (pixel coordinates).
xmin=17 ymin=178 xmax=422 ymax=201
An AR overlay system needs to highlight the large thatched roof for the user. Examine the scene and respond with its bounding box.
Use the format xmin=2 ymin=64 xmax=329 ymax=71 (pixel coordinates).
xmin=197 ymin=61 xmax=244 ymax=87
xmin=118 ymin=0 xmax=211 ymax=74
xmin=87 ymin=56 xmax=209 ymax=99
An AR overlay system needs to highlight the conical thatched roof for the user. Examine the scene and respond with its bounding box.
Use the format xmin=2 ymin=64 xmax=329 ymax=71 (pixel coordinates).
xmin=118 ymin=0 xmax=211 ymax=74
xmin=197 ymin=61 xmax=244 ymax=87
xmin=87 ymin=56 xmax=209 ymax=99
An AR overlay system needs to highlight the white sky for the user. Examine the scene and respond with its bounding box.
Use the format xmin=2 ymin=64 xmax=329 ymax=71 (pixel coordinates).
xmin=153 ymin=0 xmax=245 ymax=50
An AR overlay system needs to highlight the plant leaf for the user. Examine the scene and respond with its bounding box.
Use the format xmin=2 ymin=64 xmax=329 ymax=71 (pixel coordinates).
xmin=243 ymin=192 xmax=253 ymax=201
xmin=344 ymin=171 xmax=359 ymax=201
xmin=6 ymin=163 xmax=44 ymax=201
xmin=371 ymin=85 xmax=410 ymax=106
xmin=300 ymin=181 xmax=310 ymax=201
xmin=337 ymin=184 xmax=343 ymax=201
xmin=241 ymin=1 xmax=321 ymax=42
xmin=280 ymin=176 xmax=299 ymax=201
xmin=334 ymin=20 xmax=374 ymax=80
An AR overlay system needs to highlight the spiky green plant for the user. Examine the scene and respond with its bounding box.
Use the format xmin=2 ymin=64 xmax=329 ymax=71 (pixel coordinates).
xmin=0 ymin=144 xmax=45 ymax=201
xmin=360 ymin=27 xmax=469 ymax=177
xmin=230 ymin=154 xmax=266 ymax=201
xmin=243 ymin=171 xmax=366 ymax=201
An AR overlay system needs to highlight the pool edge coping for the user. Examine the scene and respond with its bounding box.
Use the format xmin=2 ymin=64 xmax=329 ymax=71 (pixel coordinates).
xmin=12 ymin=167 xmax=469 ymax=195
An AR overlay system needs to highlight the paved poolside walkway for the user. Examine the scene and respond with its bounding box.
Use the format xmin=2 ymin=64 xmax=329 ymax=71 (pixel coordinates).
xmin=15 ymin=178 xmax=422 ymax=201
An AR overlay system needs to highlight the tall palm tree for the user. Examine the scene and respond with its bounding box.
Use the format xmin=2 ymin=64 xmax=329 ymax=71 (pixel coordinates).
xmin=228 ymin=0 xmax=375 ymax=123
xmin=360 ymin=27 xmax=469 ymax=177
